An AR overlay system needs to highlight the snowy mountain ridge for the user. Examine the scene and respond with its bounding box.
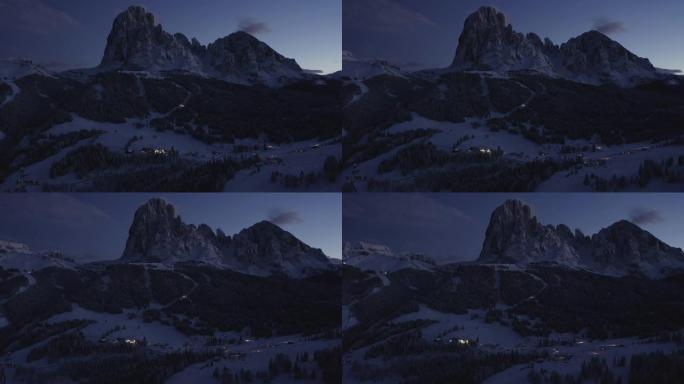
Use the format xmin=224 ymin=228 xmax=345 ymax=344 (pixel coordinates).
xmin=342 ymin=241 xmax=436 ymax=273
xmin=341 ymin=51 xmax=404 ymax=80
xmin=99 ymin=6 xmax=304 ymax=86
xmin=0 ymin=240 xmax=77 ymax=271
xmin=121 ymin=198 xmax=332 ymax=278
xmin=478 ymin=200 xmax=684 ymax=278
xmin=451 ymin=6 xmax=661 ymax=87
xmin=0 ymin=58 xmax=53 ymax=81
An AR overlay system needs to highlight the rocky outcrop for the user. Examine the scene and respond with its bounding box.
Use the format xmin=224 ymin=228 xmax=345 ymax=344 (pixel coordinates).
xmin=452 ymin=6 xmax=659 ymax=86
xmin=100 ymin=6 xmax=303 ymax=85
xmin=478 ymin=200 xmax=684 ymax=278
xmin=121 ymin=198 xmax=331 ymax=277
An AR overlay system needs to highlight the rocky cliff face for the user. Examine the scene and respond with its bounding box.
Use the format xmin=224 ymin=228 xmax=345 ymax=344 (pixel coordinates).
xmin=100 ymin=6 xmax=204 ymax=73
xmin=478 ymin=200 xmax=684 ymax=278
xmin=121 ymin=198 xmax=331 ymax=277
xmin=478 ymin=200 xmax=582 ymax=265
xmin=452 ymin=6 xmax=658 ymax=86
xmin=205 ymin=32 xmax=302 ymax=82
xmin=228 ymin=220 xmax=331 ymax=276
xmin=100 ymin=6 xmax=303 ymax=85
xmin=121 ymin=198 xmax=224 ymax=265
xmin=589 ymin=220 xmax=684 ymax=274
xmin=558 ymin=31 xmax=657 ymax=86
xmin=452 ymin=6 xmax=555 ymax=75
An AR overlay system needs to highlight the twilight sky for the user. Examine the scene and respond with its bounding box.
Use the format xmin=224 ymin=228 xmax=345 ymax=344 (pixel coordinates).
xmin=344 ymin=194 xmax=684 ymax=263
xmin=0 ymin=0 xmax=341 ymax=74
xmin=344 ymin=0 xmax=684 ymax=72
xmin=0 ymin=193 xmax=342 ymax=261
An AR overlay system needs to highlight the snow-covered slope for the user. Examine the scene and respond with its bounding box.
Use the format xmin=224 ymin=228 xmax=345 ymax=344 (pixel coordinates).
xmin=0 ymin=240 xmax=77 ymax=271
xmin=343 ymin=241 xmax=435 ymax=273
xmin=451 ymin=6 xmax=660 ymax=87
xmin=121 ymin=198 xmax=332 ymax=277
xmin=478 ymin=200 xmax=684 ymax=278
xmin=100 ymin=6 xmax=304 ymax=85
xmin=341 ymin=51 xmax=404 ymax=80
xmin=0 ymin=59 xmax=52 ymax=80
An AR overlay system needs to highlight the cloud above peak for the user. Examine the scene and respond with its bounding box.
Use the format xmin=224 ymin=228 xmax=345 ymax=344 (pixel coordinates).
xmin=592 ymin=17 xmax=626 ymax=35
xmin=268 ymin=210 xmax=303 ymax=226
xmin=629 ymin=208 xmax=664 ymax=225
xmin=238 ymin=18 xmax=271 ymax=35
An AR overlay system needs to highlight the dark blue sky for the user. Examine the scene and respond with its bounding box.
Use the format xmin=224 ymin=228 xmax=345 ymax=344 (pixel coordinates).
xmin=344 ymin=194 xmax=684 ymax=262
xmin=0 ymin=193 xmax=341 ymax=261
xmin=344 ymin=0 xmax=684 ymax=72
xmin=0 ymin=0 xmax=341 ymax=73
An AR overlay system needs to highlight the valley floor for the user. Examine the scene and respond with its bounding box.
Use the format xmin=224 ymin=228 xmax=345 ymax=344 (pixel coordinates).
xmin=343 ymin=112 xmax=684 ymax=192
xmin=2 ymin=304 xmax=339 ymax=383
xmin=0 ymin=114 xmax=339 ymax=192
xmin=343 ymin=305 xmax=683 ymax=383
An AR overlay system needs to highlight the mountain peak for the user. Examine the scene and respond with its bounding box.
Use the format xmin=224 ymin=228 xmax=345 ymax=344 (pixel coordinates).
xmin=241 ymin=220 xmax=291 ymax=238
xmin=251 ymin=220 xmax=283 ymax=229
xmin=581 ymin=30 xmax=611 ymax=40
xmin=467 ymin=6 xmax=508 ymax=28
xmin=228 ymin=30 xmax=258 ymax=41
xmin=137 ymin=198 xmax=176 ymax=216
xmin=120 ymin=5 xmax=153 ymax=20
xmin=490 ymin=200 xmax=536 ymax=225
